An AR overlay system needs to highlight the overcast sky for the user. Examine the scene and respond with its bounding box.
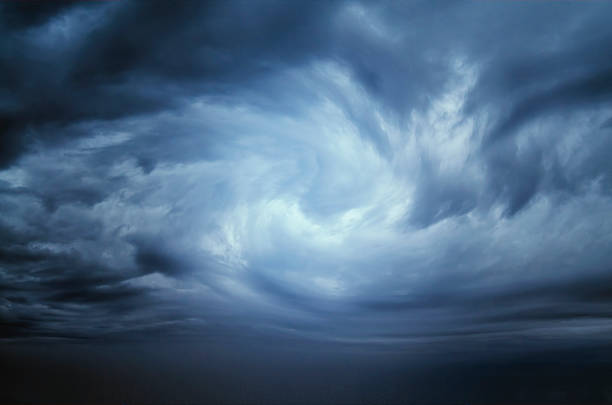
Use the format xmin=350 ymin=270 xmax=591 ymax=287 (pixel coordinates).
xmin=2 ymin=0 xmax=612 ymax=403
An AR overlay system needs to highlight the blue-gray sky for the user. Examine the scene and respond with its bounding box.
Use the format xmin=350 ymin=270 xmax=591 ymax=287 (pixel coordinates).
xmin=2 ymin=0 xmax=612 ymax=403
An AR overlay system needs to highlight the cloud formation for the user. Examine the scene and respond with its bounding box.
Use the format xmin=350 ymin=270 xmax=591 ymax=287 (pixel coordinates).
xmin=2 ymin=0 xmax=612 ymax=364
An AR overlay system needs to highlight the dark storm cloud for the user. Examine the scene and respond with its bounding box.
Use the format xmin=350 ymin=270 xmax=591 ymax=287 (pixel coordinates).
xmin=0 ymin=0 xmax=463 ymax=170
xmin=488 ymin=66 xmax=612 ymax=145
xmin=355 ymin=265 xmax=612 ymax=325
xmin=453 ymin=2 xmax=612 ymax=216
xmin=0 ymin=0 xmax=343 ymax=169
xmin=0 ymin=0 xmax=79 ymax=30
xmin=1 ymin=0 xmax=612 ymax=383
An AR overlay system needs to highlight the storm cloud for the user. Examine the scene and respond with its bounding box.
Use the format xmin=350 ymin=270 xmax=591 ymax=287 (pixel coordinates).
xmin=2 ymin=0 xmax=612 ymax=403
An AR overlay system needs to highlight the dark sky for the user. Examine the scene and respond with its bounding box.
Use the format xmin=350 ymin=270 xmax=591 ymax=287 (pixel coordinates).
xmin=2 ymin=0 xmax=612 ymax=404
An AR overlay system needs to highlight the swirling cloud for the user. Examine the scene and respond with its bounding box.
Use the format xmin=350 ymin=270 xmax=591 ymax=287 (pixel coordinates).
xmin=2 ymin=0 xmax=612 ymax=360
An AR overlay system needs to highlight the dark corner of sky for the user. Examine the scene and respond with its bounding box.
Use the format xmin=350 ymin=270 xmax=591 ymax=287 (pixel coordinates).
xmin=2 ymin=0 xmax=612 ymax=404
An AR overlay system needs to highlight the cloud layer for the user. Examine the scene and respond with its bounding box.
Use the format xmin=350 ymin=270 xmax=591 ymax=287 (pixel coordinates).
xmin=2 ymin=0 xmax=612 ymax=362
